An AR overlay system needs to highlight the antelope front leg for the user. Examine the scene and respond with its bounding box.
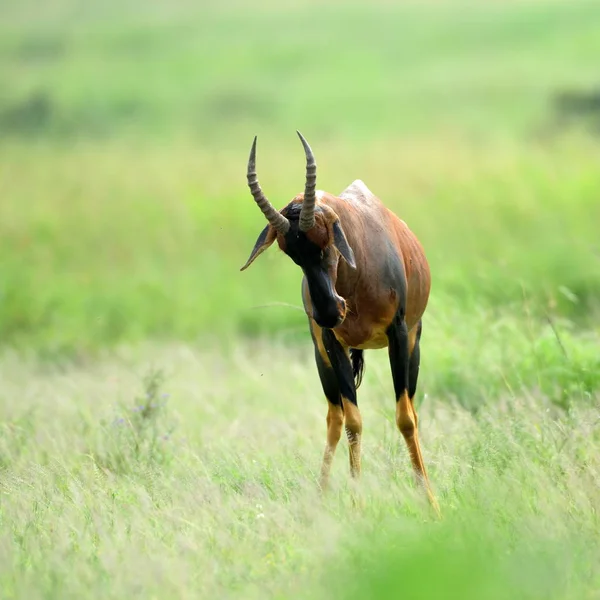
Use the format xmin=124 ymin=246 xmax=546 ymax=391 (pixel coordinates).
xmin=320 ymin=401 xmax=344 ymax=490
xmin=322 ymin=329 xmax=362 ymax=481
xmin=313 ymin=327 xmax=344 ymax=491
xmin=312 ymin=322 xmax=362 ymax=490
xmin=387 ymin=314 xmax=440 ymax=517
xmin=342 ymin=398 xmax=362 ymax=479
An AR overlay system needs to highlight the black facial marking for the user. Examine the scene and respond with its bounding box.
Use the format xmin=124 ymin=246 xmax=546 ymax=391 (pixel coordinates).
xmin=306 ymin=265 xmax=343 ymax=328
xmin=281 ymin=204 xmax=343 ymax=329
xmin=283 ymin=230 xmax=323 ymax=268
xmin=279 ymin=204 xmax=322 ymax=265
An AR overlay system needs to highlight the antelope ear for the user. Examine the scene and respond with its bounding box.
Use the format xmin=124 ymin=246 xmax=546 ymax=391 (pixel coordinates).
xmin=240 ymin=225 xmax=277 ymax=271
xmin=332 ymin=220 xmax=356 ymax=269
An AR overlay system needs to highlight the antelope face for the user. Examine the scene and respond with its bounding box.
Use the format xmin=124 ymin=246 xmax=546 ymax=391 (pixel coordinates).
xmin=240 ymin=132 xmax=356 ymax=330
xmin=278 ymin=203 xmax=354 ymax=329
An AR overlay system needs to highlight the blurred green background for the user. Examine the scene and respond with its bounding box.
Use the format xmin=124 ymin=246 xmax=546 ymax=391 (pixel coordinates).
xmin=1 ymin=0 xmax=599 ymax=353
xmin=2 ymin=2 xmax=600 ymax=598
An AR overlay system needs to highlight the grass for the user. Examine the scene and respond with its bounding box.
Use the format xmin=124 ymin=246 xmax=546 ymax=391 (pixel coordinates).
xmin=1 ymin=0 xmax=600 ymax=596
xmin=1 ymin=0 xmax=600 ymax=140
xmin=0 ymin=0 xmax=599 ymax=351
xmin=1 ymin=341 xmax=599 ymax=599
xmin=1 ymin=137 xmax=599 ymax=352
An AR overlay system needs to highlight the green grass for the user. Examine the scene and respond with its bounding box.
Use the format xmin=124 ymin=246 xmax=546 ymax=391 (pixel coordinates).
xmin=1 ymin=342 xmax=599 ymax=598
xmin=1 ymin=0 xmax=600 ymax=139
xmin=0 ymin=137 xmax=599 ymax=352
xmin=1 ymin=0 xmax=600 ymax=596
xmin=0 ymin=0 xmax=599 ymax=351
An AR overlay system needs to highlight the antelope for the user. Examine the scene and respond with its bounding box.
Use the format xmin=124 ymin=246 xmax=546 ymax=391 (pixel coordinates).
xmin=241 ymin=132 xmax=439 ymax=514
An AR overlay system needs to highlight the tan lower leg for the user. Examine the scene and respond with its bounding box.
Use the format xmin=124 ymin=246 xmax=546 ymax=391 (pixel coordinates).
xmin=396 ymin=392 xmax=440 ymax=516
xmin=320 ymin=403 xmax=344 ymax=491
xmin=342 ymin=398 xmax=362 ymax=479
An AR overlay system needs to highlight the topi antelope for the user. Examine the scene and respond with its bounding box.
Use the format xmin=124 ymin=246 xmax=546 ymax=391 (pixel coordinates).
xmin=241 ymin=132 xmax=439 ymax=514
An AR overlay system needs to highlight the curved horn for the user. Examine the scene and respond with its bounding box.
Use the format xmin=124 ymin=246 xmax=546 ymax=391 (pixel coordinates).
xmin=246 ymin=136 xmax=290 ymax=234
xmin=297 ymin=131 xmax=317 ymax=232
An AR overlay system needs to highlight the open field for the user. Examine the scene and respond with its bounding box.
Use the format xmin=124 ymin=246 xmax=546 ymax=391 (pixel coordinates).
xmin=1 ymin=137 xmax=600 ymax=353
xmin=1 ymin=343 xmax=599 ymax=599
xmin=1 ymin=0 xmax=600 ymax=352
xmin=0 ymin=0 xmax=599 ymax=351
xmin=1 ymin=0 xmax=600 ymax=597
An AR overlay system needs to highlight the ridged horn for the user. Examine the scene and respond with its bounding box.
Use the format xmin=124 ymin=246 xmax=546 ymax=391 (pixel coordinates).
xmin=246 ymin=136 xmax=290 ymax=234
xmin=297 ymin=131 xmax=317 ymax=232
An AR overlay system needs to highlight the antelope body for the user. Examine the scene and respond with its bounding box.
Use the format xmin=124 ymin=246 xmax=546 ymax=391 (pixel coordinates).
xmin=241 ymin=132 xmax=439 ymax=513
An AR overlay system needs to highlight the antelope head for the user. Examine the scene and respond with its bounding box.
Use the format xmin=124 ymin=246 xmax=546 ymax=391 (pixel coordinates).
xmin=241 ymin=131 xmax=356 ymax=329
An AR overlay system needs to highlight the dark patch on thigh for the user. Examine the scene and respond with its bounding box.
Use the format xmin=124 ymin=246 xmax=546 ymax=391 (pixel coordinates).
xmin=408 ymin=322 xmax=422 ymax=400
xmin=379 ymin=238 xmax=408 ymax=307
xmin=386 ymin=308 xmax=410 ymax=400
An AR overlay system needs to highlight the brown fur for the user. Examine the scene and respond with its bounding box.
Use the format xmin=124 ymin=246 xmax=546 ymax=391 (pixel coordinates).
xmin=289 ymin=183 xmax=431 ymax=349
xmin=243 ymin=174 xmax=438 ymax=515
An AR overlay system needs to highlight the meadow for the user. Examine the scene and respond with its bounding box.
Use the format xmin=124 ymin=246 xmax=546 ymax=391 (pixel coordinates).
xmin=1 ymin=0 xmax=600 ymax=598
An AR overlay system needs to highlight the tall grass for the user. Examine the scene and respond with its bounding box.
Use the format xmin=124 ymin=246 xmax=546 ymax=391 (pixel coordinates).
xmin=1 ymin=1 xmax=599 ymax=351
xmin=1 ymin=137 xmax=599 ymax=352
xmin=0 ymin=343 xmax=598 ymax=598
xmin=1 ymin=0 xmax=600 ymax=140
xmin=1 ymin=1 xmax=599 ymax=596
